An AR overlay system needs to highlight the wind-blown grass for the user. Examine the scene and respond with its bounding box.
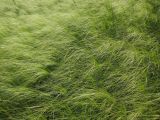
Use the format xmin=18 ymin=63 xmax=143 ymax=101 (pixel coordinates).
xmin=0 ymin=0 xmax=160 ymax=119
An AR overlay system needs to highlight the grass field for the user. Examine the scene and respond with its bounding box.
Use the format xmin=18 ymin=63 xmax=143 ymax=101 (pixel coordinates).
xmin=0 ymin=0 xmax=160 ymax=119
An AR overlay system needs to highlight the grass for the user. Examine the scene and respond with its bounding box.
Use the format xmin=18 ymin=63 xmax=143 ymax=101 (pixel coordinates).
xmin=0 ymin=0 xmax=160 ymax=119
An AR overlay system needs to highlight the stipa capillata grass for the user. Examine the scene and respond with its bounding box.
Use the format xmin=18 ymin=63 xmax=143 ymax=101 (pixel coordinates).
xmin=0 ymin=0 xmax=160 ymax=119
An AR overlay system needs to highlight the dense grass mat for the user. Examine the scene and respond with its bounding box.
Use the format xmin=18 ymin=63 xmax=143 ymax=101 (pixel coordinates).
xmin=0 ymin=0 xmax=160 ymax=119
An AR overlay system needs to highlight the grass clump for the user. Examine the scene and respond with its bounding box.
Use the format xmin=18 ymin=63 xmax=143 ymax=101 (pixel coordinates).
xmin=0 ymin=0 xmax=160 ymax=119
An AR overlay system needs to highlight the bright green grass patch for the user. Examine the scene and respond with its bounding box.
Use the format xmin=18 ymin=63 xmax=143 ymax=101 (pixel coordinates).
xmin=0 ymin=0 xmax=160 ymax=119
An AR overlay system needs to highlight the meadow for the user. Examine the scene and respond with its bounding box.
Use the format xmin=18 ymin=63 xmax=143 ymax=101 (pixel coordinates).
xmin=0 ymin=0 xmax=160 ymax=119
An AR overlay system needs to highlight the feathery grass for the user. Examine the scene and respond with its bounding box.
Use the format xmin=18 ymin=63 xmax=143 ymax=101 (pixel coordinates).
xmin=0 ymin=0 xmax=160 ymax=119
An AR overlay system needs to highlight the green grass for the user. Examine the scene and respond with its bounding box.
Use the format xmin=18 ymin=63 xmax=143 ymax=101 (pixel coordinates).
xmin=0 ymin=0 xmax=160 ymax=119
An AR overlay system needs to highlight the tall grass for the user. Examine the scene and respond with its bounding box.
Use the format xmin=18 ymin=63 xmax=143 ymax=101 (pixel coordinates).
xmin=0 ymin=0 xmax=160 ymax=119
